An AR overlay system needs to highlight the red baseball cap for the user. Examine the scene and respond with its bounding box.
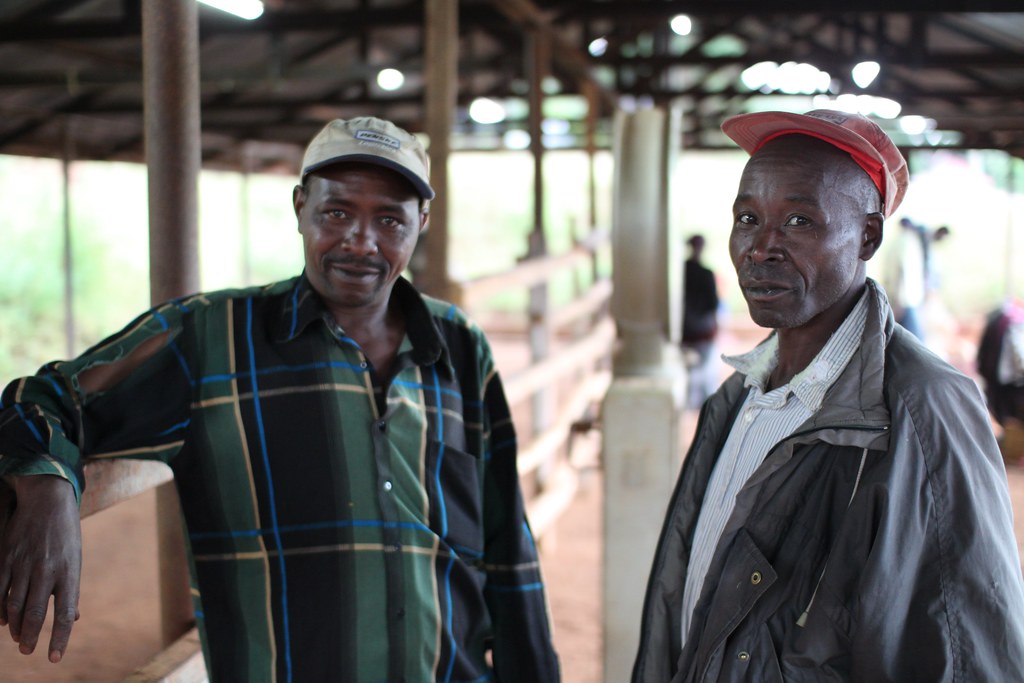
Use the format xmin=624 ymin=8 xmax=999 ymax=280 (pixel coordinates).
xmin=721 ymin=109 xmax=909 ymax=217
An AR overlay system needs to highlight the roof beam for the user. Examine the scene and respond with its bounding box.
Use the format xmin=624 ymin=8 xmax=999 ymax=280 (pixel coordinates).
xmin=553 ymin=1 xmax=1024 ymax=21
xmin=484 ymin=0 xmax=617 ymax=110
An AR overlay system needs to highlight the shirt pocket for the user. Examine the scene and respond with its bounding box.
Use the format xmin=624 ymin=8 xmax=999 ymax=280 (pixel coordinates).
xmin=425 ymin=438 xmax=483 ymax=558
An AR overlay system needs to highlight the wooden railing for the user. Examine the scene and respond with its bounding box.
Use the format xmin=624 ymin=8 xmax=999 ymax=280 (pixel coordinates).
xmin=452 ymin=227 xmax=613 ymax=538
xmin=2 ymin=228 xmax=614 ymax=682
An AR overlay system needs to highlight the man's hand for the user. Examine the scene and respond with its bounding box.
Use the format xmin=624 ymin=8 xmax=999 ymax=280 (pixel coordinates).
xmin=0 ymin=475 xmax=81 ymax=663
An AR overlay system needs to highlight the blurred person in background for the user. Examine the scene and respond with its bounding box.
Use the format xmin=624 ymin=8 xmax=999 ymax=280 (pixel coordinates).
xmin=681 ymin=233 xmax=721 ymax=409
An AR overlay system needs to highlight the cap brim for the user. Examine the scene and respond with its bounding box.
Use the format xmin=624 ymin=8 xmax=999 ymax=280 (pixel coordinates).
xmin=721 ymin=111 xmax=887 ymax=169
xmin=302 ymin=153 xmax=436 ymax=201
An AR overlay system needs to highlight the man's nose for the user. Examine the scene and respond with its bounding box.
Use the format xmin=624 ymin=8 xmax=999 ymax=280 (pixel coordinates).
xmin=747 ymin=225 xmax=783 ymax=263
xmin=341 ymin=221 xmax=379 ymax=255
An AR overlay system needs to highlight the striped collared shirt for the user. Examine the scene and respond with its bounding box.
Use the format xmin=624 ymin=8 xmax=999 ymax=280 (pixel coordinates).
xmin=679 ymin=290 xmax=870 ymax=644
xmin=0 ymin=274 xmax=560 ymax=683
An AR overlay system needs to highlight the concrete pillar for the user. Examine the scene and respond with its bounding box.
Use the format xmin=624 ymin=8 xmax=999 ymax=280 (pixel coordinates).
xmin=602 ymin=108 xmax=686 ymax=683
xmin=142 ymin=0 xmax=201 ymax=647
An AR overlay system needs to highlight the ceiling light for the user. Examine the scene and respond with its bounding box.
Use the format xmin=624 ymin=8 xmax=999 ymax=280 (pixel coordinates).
xmin=197 ymin=0 xmax=264 ymax=20
xmin=670 ymin=14 xmax=693 ymax=37
xmin=899 ymin=115 xmax=932 ymax=135
xmin=503 ymin=129 xmax=531 ymax=150
xmin=541 ymin=119 xmax=570 ymax=135
xmin=851 ymin=61 xmax=881 ymax=89
xmin=740 ymin=61 xmax=778 ymax=91
xmin=376 ymin=68 xmax=405 ymax=91
xmin=814 ymin=95 xmax=903 ymax=120
xmin=468 ymin=98 xmax=506 ymax=125
xmin=588 ymin=37 xmax=608 ymax=57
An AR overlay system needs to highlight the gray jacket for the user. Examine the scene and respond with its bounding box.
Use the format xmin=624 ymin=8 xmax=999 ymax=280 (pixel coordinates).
xmin=633 ymin=281 xmax=1024 ymax=682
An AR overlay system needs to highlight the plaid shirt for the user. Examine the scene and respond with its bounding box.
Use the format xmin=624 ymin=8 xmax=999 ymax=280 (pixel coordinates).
xmin=0 ymin=274 xmax=559 ymax=683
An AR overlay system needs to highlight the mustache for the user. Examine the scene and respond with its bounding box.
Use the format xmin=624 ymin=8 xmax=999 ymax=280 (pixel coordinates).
xmin=738 ymin=263 xmax=789 ymax=281
xmin=323 ymin=255 xmax=386 ymax=272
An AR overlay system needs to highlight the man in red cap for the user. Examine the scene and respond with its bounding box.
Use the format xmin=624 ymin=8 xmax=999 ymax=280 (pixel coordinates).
xmin=0 ymin=117 xmax=560 ymax=682
xmin=632 ymin=110 xmax=1024 ymax=681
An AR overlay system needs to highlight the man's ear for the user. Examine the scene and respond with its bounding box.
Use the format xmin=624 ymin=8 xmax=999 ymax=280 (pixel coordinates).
xmin=860 ymin=212 xmax=884 ymax=261
xmin=292 ymin=184 xmax=306 ymax=229
xmin=419 ymin=207 xmax=430 ymax=234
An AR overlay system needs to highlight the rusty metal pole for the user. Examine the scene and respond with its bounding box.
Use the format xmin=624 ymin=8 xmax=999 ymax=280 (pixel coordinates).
xmin=142 ymin=0 xmax=201 ymax=647
xmin=420 ymin=0 xmax=457 ymax=302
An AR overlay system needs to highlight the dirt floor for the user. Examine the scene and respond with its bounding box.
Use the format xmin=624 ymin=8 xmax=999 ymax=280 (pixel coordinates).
xmin=4 ymin=309 xmax=1024 ymax=682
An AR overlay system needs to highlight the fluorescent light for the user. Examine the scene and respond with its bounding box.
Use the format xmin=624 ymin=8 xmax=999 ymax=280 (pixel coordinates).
xmin=197 ymin=0 xmax=264 ymax=20
xmin=376 ymin=68 xmax=405 ymax=91
xmin=503 ymin=130 xmax=531 ymax=150
xmin=670 ymin=14 xmax=692 ymax=36
xmin=468 ymin=98 xmax=506 ymax=125
xmin=588 ymin=37 xmax=608 ymax=57
xmin=852 ymin=61 xmax=881 ymax=89
xmin=899 ymin=115 xmax=932 ymax=135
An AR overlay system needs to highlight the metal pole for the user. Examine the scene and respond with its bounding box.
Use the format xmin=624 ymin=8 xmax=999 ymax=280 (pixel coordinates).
xmin=527 ymin=29 xmax=548 ymax=253
xmin=584 ymin=81 xmax=598 ymax=229
xmin=526 ymin=29 xmax=552 ymax=449
xmin=61 ymin=120 xmax=75 ymax=359
xmin=142 ymin=0 xmax=201 ymax=647
xmin=419 ymin=0 xmax=457 ymax=301
xmin=1008 ymin=154 xmax=1017 ymax=299
xmin=241 ymin=144 xmax=253 ymax=285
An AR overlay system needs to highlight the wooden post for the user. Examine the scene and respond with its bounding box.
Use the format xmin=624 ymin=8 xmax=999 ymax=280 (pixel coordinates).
xmin=419 ymin=0 xmax=457 ymax=302
xmin=141 ymin=0 xmax=200 ymax=647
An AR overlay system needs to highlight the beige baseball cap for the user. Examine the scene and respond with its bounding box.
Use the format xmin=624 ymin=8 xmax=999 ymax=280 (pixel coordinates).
xmin=300 ymin=117 xmax=435 ymax=200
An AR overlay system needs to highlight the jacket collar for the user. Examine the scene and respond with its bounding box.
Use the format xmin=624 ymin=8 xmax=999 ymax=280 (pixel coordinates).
xmin=719 ymin=279 xmax=894 ymax=451
xmin=724 ymin=291 xmax=871 ymax=413
xmin=800 ymin=278 xmax=893 ymax=440
xmin=273 ymin=272 xmax=451 ymax=373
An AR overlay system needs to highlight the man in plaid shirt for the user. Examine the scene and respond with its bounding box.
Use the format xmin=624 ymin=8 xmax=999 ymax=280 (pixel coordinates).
xmin=0 ymin=116 xmax=560 ymax=683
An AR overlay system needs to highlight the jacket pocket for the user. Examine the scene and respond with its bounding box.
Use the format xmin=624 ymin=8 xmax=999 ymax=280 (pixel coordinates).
xmin=425 ymin=438 xmax=483 ymax=557
xmin=780 ymin=582 xmax=852 ymax=680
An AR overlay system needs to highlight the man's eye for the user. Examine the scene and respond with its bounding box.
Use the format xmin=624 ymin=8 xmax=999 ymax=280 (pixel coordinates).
xmin=378 ymin=216 xmax=406 ymax=230
xmin=328 ymin=209 xmax=346 ymax=219
xmin=735 ymin=213 xmax=756 ymax=226
xmin=784 ymin=215 xmax=811 ymax=227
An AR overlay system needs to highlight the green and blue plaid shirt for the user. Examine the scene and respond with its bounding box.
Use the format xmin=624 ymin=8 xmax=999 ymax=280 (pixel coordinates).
xmin=0 ymin=274 xmax=559 ymax=683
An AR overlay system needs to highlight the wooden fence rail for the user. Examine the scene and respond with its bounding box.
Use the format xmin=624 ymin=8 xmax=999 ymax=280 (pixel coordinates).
xmin=0 ymin=229 xmax=614 ymax=682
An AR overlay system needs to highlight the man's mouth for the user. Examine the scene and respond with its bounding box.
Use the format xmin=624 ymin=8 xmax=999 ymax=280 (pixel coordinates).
xmin=326 ymin=260 xmax=384 ymax=279
xmin=742 ymin=283 xmax=790 ymax=300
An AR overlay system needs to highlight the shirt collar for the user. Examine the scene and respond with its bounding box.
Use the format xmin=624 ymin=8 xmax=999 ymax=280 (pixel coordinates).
xmin=275 ymin=272 xmax=450 ymax=371
xmin=723 ymin=289 xmax=870 ymax=412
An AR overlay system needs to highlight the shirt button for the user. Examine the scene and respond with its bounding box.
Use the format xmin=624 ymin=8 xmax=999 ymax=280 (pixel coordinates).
xmin=377 ymin=420 xmax=387 ymax=432
xmin=751 ymin=571 xmax=762 ymax=585
xmin=383 ymin=480 xmax=393 ymax=492
xmin=359 ymin=361 xmax=368 ymax=369
xmin=396 ymin=608 xmax=406 ymax=619
xmin=737 ymin=651 xmax=750 ymax=661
